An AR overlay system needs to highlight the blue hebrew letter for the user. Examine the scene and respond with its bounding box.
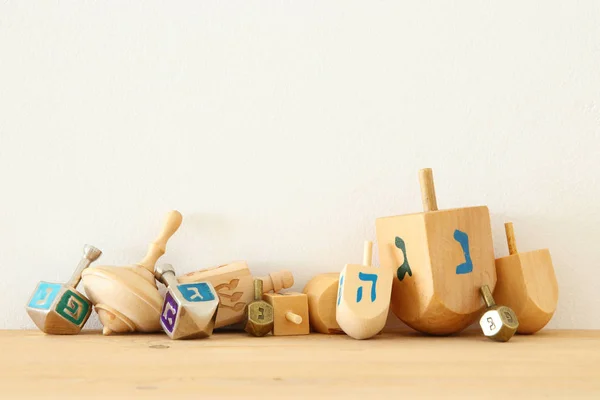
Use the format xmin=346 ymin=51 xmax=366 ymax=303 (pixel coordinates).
xmin=454 ymin=229 xmax=473 ymax=274
xmin=337 ymin=275 xmax=344 ymax=306
xmin=356 ymin=272 xmax=378 ymax=303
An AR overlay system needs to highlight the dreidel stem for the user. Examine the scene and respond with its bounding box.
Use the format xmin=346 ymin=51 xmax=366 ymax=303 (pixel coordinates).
xmin=505 ymin=222 xmax=518 ymax=255
xmin=254 ymin=279 xmax=264 ymax=301
xmin=155 ymin=264 xmax=178 ymax=288
xmin=363 ymin=241 xmax=373 ymax=267
xmin=480 ymin=285 xmax=496 ymax=308
xmin=419 ymin=168 xmax=438 ymax=212
xmin=285 ymin=311 xmax=303 ymax=325
xmin=67 ymin=244 xmax=102 ymax=288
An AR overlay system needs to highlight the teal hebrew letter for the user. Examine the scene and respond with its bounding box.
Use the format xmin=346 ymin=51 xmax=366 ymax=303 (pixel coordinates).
xmin=454 ymin=229 xmax=473 ymax=274
xmin=356 ymin=272 xmax=378 ymax=303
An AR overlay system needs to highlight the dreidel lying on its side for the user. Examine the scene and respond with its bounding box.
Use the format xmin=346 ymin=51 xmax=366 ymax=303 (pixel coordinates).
xmin=479 ymin=285 xmax=519 ymax=342
xmin=244 ymin=279 xmax=274 ymax=337
xmin=155 ymin=264 xmax=220 ymax=340
xmin=493 ymin=223 xmax=558 ymax=334
xmin=303 ymin=273 xmax=343 ymax=334
xmin=376 ymin=168 xmax=496 ymax=335
xmin=336 ymin=241 xmax=394 ymax=340
xmin=26 ymin=245 xmax=102 ymax=334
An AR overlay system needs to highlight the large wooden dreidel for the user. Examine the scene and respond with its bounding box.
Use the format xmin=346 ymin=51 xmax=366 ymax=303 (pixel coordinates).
xmin=375 ymin=168 xmax=496 ymax=335
xmin=178 ymin=262 xmax=293 ymax=329
xmin=82 ymin=210 xmax=183 ymax=335
xmin=263 ymin=292 xmax=310 ymax=336
xmin=493 ymin=222 xmax=558 ymax=334
xmin=26 ymin=245 xmax=102 ymax=334
xmin=302 ymin=273 xmax=342 ymax=334
xmin=336 ymin=241 xmax=393 ymax=339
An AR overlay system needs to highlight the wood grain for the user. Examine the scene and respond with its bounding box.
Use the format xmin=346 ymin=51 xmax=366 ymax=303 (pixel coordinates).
xmin=1 ymin=330 xmax=598 ymax=399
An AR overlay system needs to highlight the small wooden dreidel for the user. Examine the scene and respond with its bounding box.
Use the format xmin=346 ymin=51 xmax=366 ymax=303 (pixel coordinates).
xmin=303 ymin=273 xmax=343 ymax=334
xmin=336 ymin=241 xmax=394 ymax=340
xmin=178 ymin=262 xmax=293 ymax=328
xmin=155 ymin=264 xmax=220 ymax=340
xmin=493 ymin=223 xmax=559 ymax=334
xmin=26 ymin=245 xmax=102 ymax=334
xmin=376 ymin=168 xmax=496 ymax=335
xmin=244 ymin=279 xmax=274 ymax=337
xmin=263 ymin=292 xmax=309 ymax=336
xmin=82 ymin=210 xmax=183 ymax=335
xmin=479 ymin=285 xmax=519 ymax=342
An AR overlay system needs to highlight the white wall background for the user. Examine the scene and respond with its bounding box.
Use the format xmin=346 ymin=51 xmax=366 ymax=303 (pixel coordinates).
xmin=1 ymin=1 xmax=598 ymax=330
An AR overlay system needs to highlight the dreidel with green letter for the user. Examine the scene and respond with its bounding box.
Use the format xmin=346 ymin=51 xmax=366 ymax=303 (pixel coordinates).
xmin=26 ymin=245 xmax=102 ymax=334
xmin=336 ymin=241 xmax=394 ymax=339
xmin=375 ymin=168 xmax=496 ymax=335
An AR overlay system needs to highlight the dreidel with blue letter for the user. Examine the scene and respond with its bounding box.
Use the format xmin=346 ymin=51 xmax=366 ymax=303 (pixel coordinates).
xmin=155 ymin=263 xmax=220 ymax=339
xmin=336 ymin=241 xmax=394 ymax=339
xmin=26 ymin=245 xmax=102 ymax=334
xmin=375 ymin=168 xmax=496 ymax=335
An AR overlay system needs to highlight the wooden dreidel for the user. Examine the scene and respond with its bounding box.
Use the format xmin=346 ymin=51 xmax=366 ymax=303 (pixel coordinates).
xmin=493 ymin=223 xmax=559 ymax=334
xmin=26 ymin=245 xmax=102 ymax=334
xmin=154 ymin=264 xmax=219 ymax=340
xmin=263 ymin=292 xmax=309 ymax=336
xmin=244 ymin=279 xmax=274 ymax=337
xmin=376 ymin=168 xmax=496 ymax=335
xmin=178 ymin=262 xmax=293 ymax=328
xmin=82 ymin=210 xmax=183 ymax=335
xmin=479 ymin=285 xmax=519 ymax=342
xmin=336 ymin=241 xmax=394 ymax=340
xmin=303 ymin=273 xmax=343 ymax=334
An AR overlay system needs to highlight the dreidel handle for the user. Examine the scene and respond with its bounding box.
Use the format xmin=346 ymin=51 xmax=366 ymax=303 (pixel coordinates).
xmin=285 ymin=311 xmax=303 ymax=325
xmin=504 ymin=222 xmax=518 ymax=255
xmin=480 ymin=285 xmax=496 ymax=308
xmin=154 ymin=264 xmax=178 ymax=288
xmin=419 ymin=168 xmax=438 ymax=212
xmin=138 ymin=210 xmax=183 ymax=273
xmin=67 ymin=244 xmax=102 ymax=288
xmin=363 ymin=241 xmax=373 ymax=267
xmin=253 ymin=279 xmax=264 ymax=301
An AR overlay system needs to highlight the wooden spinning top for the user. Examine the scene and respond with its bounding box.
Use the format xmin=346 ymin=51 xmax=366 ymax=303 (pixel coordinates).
xmin=82 ymin=210 xmax=183 ymax=335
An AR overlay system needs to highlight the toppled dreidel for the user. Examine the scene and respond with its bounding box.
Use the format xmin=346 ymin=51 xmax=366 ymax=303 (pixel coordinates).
xmin=493 ymin=222 xmax=558 ymax=334
xmin=376 ymin=168 xmax=496 ymax=335
xmin=479 ymin=285 xmax=519 ymax=342
xmin=263 ymin=292 xmax=310 ymax=336
xmin=26 ymin=245 xmax=102 ymax=334
xmin=336 ymin=241 xmax=394 ymax=340
xmin=154 ymin=264 xmax=220 ymax=340
xmin=244 ymin=279 xmax=274 ymax=337
xmin=303 ymin=273 xmax=343 ymax=334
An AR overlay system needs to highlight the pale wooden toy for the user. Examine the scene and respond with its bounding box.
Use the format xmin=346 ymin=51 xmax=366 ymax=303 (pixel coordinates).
xmin=302 ymin=273 xmax=342 ymax=334
xmin=493 ymin=222 xmax=558 ymax=334
xmin=375 ymin=168 xmax=496 ymax=335
xmin=177 ymin=262 xmax=294 ymax=328
xmin=81 ymin=210 xmax=183 ymax=335
xmin=263 ymin=292 xmax=309 ymax=336
xmin=336 ymin=241 xmax=394 ymax=340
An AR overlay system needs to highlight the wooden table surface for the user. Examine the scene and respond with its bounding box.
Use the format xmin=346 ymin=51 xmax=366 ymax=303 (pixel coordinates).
xmin=1 ymin=330 xmax=599 ymax=399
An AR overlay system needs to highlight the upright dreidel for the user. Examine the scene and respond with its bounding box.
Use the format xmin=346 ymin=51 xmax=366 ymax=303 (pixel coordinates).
xmin=154 ymin=264 xmax=219 ymax=340
xmin=244 ymin=279 xmax=274 ymax=337
xmin=493 ymin=222 xmax=558 ymax=334
xmin=26 ymin=245 xmax=102 ymax=334
xmin=376 ymin=168 xmax=496 ymax=335
xmin=336 ymin=241 xmax=393 ymax=340
xmin=479 ymin=285 xmax=519 ymax=342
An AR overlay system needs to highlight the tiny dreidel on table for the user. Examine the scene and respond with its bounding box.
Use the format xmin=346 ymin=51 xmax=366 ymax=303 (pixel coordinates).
xmin=479 ymin=285 xmax=519 ymax=342
xmin=154 ymin=264 xmax=220 ymax=340
xmin=263 ymin=291 xmax=309 ymax=336
xmin=245 ymin=279 xmax=274 ymax=337
xmin=375 ymin=168 xmax=496 ymax=335
xmin=81 ymin=210 xmax=183 ymax=335
xmin=177 ymin=262 xmax=293 ymax=329
xmin=336 ymin=241 xmax=393 ymax=340
xmin=493 ymin=222 xmax=559 ymax=334
xmin=26 ymin=245 xmax=102 ymax=334
xmin=303 ymin=273 xmax=343 ymax=334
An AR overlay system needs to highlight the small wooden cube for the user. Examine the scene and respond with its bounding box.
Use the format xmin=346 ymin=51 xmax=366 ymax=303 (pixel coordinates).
xmin=263 ymin=292 xmax=310 ymax=336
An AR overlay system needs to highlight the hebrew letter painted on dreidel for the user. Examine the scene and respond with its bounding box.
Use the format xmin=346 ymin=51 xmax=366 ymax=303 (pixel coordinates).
xmin=26 ymin=245 xmax=102 ymax=334
xmin=244 ymin=279 xmax=274 ymax=337
xmin=493 ymin=223 xmax=558 ymax=334
xmin=336 ymin=241 xmax=393 ymax=340
xmin=376 ymin=168 xmax=496 ymax=335
xmin=479 ymin=285 xmax=519 ymax=342
xmin=154 ymin=264 xmax=219 ymax=340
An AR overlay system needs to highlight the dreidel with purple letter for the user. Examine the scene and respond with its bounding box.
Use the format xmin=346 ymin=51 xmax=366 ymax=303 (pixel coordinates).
xmin=376 ymin=168 xmax=496 ymax=335
xmin=26 ymin=245 xmax=102 ymax=334
xmin=336 ymin=241 xmax=394 ymax=339
xmin=493 ymin=222 xmax=558 ymax=334
xmin=155 ymin=264 xmax=220 ymax=340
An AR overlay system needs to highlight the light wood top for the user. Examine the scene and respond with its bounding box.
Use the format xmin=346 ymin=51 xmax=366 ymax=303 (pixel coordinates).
xmin=1 ymin=330 xmax=598 ymax=398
